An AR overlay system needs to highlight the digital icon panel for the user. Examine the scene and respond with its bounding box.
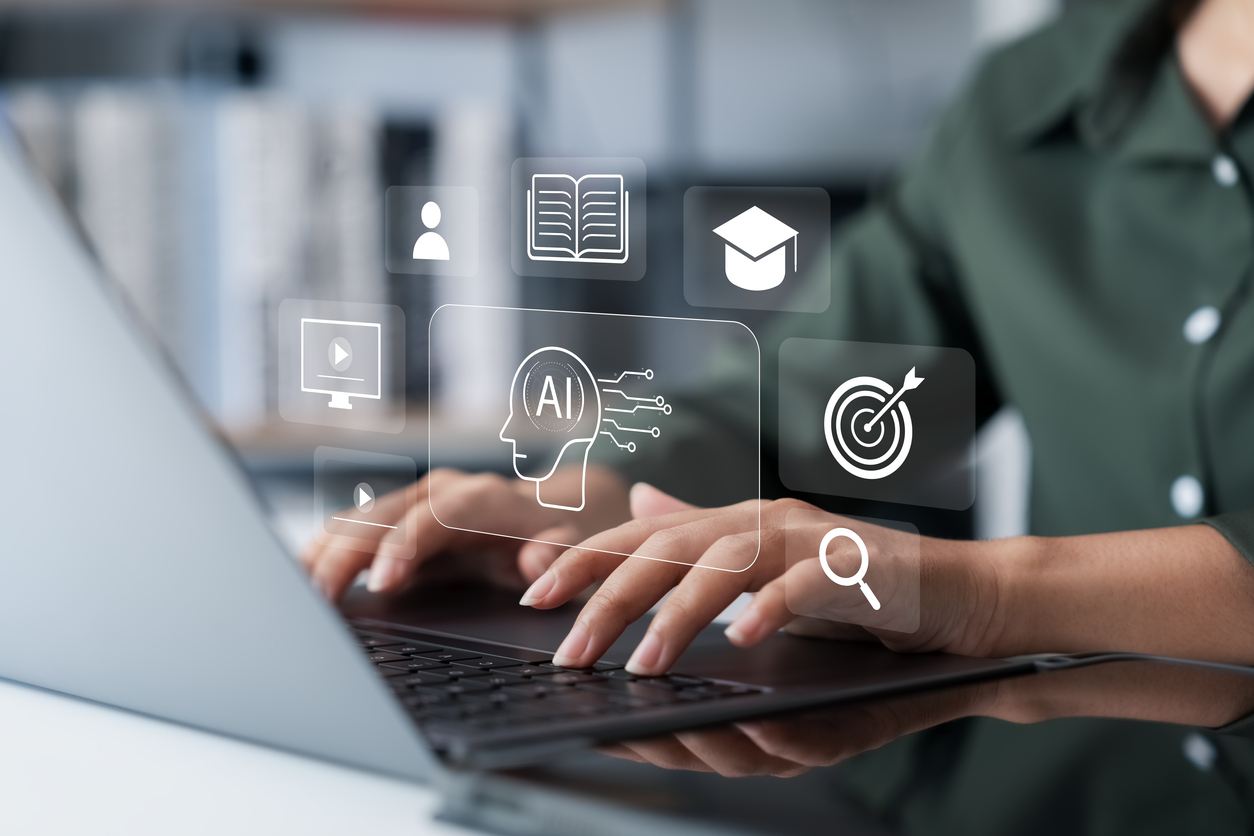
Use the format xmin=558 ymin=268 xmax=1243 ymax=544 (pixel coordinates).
xmin=428 ymin=304 xmax=758 ymax=570
xmin=779 ymin=338 xmax=974 ymax=510
xmin=300 ymin=318 xmax=381 ymax=410
xmin=785 ymin=510 xmax=919 ymax=633
xmin=684 ymin=186 xmax=830 ymax=312
xmin=511 ymin=158 xmax=646 ymax=281
xmin=314 ymin=447 xmax=417 ymax=559
xmin=278 ymin=299 xmax=405 ymax=434
xmin=385 ymin=186 xmax=478 ymax=277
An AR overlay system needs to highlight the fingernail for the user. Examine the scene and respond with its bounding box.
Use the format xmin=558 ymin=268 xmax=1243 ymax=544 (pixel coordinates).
xmin=367 ymin=557 xmax=399 ymax=593
xmin=519 ymin=572 xmax=555 ymax=607
xmin=552 ymin=623 xmax=591 ymax=668
xmin=625 ymin=632 xmax=664 ymax=675
xmin=725 ymin=606 xmax=763 ymax=645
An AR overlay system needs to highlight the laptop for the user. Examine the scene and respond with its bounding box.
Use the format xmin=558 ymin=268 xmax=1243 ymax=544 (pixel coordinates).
xmin=0 ymin=131 xmax=1035 ymax=801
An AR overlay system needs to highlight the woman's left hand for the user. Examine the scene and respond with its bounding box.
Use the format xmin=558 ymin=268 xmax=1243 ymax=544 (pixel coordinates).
xmin=521 ymin=484 xmax=1007 ymax=675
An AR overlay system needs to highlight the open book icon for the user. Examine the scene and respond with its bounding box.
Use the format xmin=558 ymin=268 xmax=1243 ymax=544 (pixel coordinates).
xmin=527 ymin=173 xmax=630 ymax=264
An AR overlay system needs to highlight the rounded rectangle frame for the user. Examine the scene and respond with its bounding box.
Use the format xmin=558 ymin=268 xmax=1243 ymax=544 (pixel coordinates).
xmin=427 ymin=304 xmax=762 ymax=572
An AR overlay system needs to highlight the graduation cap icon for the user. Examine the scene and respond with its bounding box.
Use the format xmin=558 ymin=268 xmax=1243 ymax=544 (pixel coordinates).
xmin=712 ymin=205 xmax=798 ymax=292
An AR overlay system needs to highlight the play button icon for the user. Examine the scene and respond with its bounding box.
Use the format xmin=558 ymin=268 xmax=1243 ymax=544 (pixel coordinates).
xmin=329 ymin=337 xmax=353 ymax=372
xmin=354 ymin=482 xmax=375 ymax=513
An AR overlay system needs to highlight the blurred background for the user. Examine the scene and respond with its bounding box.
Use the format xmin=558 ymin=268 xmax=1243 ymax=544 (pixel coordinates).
xmin=1 ymin=0 xmax=1055 ymax=545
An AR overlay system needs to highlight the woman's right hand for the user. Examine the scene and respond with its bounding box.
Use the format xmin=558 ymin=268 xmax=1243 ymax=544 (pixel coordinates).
xmin=300 ymin=465 xmax=630 ymax=601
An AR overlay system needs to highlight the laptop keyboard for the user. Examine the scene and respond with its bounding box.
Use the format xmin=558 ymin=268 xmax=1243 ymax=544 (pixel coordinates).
xmin=355 ymin=628 xmax=766 ymax=738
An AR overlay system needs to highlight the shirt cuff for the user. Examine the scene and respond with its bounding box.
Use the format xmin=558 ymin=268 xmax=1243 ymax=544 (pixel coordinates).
xmin=1202 ymin=508 xmax=1254 ymax=569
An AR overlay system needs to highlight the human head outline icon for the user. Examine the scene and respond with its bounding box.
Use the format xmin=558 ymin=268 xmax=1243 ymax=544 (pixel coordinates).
xmin=500 ymin=346 xmax=602 ymax=511
xmin=413 ymin=200 xmax=450 ymax=261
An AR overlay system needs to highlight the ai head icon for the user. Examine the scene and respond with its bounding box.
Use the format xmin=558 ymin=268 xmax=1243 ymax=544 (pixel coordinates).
xmin=500 ymin=347 xmax=602 ymax=511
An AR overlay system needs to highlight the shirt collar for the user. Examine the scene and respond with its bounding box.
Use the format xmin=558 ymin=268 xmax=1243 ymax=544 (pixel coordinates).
xmin=1008 ymin=0 xmax=1217 ymax=162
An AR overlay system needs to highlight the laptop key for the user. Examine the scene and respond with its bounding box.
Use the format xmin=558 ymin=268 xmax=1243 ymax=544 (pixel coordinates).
xmin=367 ymin=651 xmax=415 ymax=664
xmin=388 ymin=643 xmax=445 ymax=655
xmin=661 ymin=674 xmax=706 ymax=687
xmin=357 ymin=634 xmax=402 ymax=648
xmin=412 ymin=649 xmax=482 ymax=663
xmin=480 ymin=674 xmax=516 ymax=688
xmin=504 ymin=665 xmax=558 ymax=677
xmin=503 ymin=683 xmax=560 ymax=699
xmin=547 ymin=671 xmax=600 ymax=686
xmin=443 ymin=667 xmax=491 ymax=680
xmin=379 ymin=659 xmax=451 ymax=673
xmin=428 ymin=680 xmax=493 ymax=696
xmin=390 ymin=671 xmax=453 ymax=687
xmin=452 ymin=657 xmax=524 ymax=670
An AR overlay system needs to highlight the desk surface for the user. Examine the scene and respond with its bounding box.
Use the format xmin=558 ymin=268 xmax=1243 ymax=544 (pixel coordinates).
xmin=0 ymin=677 xmax=478 ymax=836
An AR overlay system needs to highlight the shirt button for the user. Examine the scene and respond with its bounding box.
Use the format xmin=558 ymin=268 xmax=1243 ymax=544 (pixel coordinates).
xmin=1212 ymin=154 xmax=1239 ymax=187
xmin=1183 ymin=732 xmax=1217 ymax=772
xmin=1171 ymin=475 xmax=1204 ymax=518
xmin=1183 ymin=305 xmax=1221 ymax=344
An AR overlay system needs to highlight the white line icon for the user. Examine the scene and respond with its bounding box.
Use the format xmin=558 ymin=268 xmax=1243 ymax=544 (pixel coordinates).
xmin=824 ymin=367 xmax=924 ymax=480
xmin=299 ymin=318 xmax=382 ymax=410
xmin=527 ymin=173 xmax=629 ymax=264
xmin=712 ymin=205 xmax=798 ymax=292
xmin=818 ymin=528 xmax=880 ymax=610
xmin=501 ymin=351 xmax=669 ymax=509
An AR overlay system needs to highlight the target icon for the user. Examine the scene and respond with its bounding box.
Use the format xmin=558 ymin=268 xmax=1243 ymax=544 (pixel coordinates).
xmin=824 ymin=367 xmax=924 ymax=480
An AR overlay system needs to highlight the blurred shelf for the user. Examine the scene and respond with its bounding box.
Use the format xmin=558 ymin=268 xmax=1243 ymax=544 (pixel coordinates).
xmin=0 ymin=0 xmax=666 ymax=20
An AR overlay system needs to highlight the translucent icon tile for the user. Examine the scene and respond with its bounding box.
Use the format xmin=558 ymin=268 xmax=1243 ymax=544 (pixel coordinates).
xmin=428 ymin=304 xmax=760 ymax=570
xmin=277 ymin=299 xmax=405 ymax=434
xmin=684 ymin=186 xmax=831 ymax=312
xmin=778 ymin=338 xmax=975 ymax=510
xmin=385 ymin=186 xmax=478 ymax=277
xmin=511 ymin=157 xmax=646 ymax=282
xmin=314 ymin=447 xmax=419 ymax=559
xmin=785 ymin=509 xmax=920 ymax=634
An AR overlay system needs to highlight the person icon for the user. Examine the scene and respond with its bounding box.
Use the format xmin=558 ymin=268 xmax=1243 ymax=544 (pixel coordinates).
xmin=412 ymin=201 xmax=450 ymax=261
xmin=500 ymin=347 xmax=602 ymax=512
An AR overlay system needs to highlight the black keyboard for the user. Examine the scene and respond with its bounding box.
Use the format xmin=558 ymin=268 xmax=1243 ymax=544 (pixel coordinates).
xmin=354 ymin=628 xmax=766 ymax=739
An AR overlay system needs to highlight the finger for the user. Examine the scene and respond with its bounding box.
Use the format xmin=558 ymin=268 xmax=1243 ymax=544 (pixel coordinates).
xmin=516 ymin=526 xmax=579 ymax=585
xmin=550 ymin=556 xmax=688 ymax=667
xmin=625 ymin=528 xmax=775 ymax=675
xmin=723 ymin=562 xmax=807 ymax=647
xmin=735 ymin=712 xmax=867 ymax=768
xmin=781 ymin=616 xmax=877 ymax=642
xmin=629 ymin=482 xmax=697 ymax=518
xmin=370 ymin=472 xmax=526 ymax=595
xmin=533 ymin=502 xmax=761 ymax=610
xmin=614 ymin=736 xmax=717 ymax=773
xmin=308 ymin=481 xmax=423 ymax=599
xmin=672 ymin=727 xmax=809 ymax=778
xmin=594 ymin=743 xmax=648 ymax=764
xmin=550 ymin=509 xmax=763 ymax=668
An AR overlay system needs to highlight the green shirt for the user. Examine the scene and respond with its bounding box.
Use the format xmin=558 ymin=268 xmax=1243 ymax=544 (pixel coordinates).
xmin=827 ymin=0 xmax=1254 ymax=830
xmin=842 ymin=0 xmax=1254 ymax=551
xmin=609 ymin=0 xmax=1254 ymax=830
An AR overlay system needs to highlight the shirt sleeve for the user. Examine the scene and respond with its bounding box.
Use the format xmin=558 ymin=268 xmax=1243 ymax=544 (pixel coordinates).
xmin=1203 ymin=510 xmax=1254 ymax=569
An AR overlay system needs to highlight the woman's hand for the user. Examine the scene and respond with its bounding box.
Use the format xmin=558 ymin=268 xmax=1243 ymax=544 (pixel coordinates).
xmin=600 ymin=681 xmax=995 ymax=777
xmin=522 ymin=484 xmax=1008 ymax=675
xmin=300 ymin=466 xmax=630 ymax=601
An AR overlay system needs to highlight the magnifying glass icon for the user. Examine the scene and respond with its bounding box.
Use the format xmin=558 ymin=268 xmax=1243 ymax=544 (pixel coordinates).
xmin=818 ymin=528 xmax=881 ymax=611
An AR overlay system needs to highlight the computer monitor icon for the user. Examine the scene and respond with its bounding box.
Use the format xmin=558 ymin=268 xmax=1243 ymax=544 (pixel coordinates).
xmin=300 ymin=318 xmax=382 ymax=410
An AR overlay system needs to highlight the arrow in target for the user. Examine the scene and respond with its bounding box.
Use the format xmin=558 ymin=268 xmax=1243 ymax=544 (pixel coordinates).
xmin=862 ymin=367 xmax=924 ymax=433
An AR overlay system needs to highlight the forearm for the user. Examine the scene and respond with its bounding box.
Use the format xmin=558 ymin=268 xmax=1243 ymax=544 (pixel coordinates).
xmin=989 ymin=526 xmax=1254 ymax=664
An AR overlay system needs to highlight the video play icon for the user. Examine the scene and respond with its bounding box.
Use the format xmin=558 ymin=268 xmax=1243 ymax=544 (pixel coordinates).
xmin=354 ymin=482 xmax=375 ymax=513
xmin=329 ymin=337 xmax=353 ymax=372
